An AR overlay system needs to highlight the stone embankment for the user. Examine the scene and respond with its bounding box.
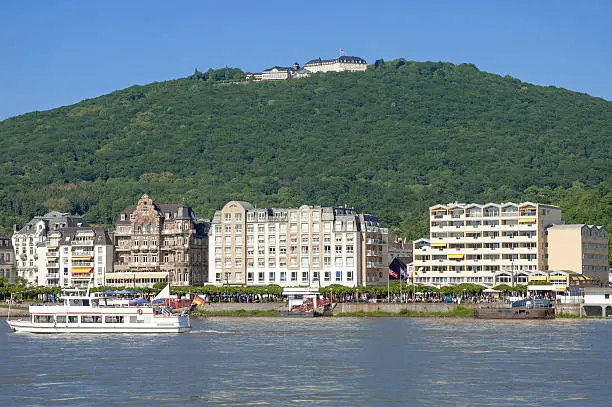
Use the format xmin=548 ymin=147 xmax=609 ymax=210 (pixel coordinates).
xmin=0 ymin=308 xmax=28 ymax=317
xmin=0 ymin=303 xmax=581 ymax=317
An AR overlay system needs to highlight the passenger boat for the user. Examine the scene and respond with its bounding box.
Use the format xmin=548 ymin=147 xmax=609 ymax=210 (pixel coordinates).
xmin=6 ymin=288 xmax=191 ymax=334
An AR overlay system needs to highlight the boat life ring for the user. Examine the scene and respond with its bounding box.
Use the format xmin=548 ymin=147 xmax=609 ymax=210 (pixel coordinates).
xmin=137 ymin=308 xmax=143 ymax=315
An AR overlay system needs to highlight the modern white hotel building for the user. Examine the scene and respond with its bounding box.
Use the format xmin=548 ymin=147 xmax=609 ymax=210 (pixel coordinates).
xmin=208 ymin=201 xmax=389 ymax=288
xmin=412 ymin=202 xmax=562 ymax=287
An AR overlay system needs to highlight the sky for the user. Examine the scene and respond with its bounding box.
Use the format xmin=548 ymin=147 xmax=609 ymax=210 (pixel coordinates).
xmin=1 ymin=0 xmax=611 ymax=120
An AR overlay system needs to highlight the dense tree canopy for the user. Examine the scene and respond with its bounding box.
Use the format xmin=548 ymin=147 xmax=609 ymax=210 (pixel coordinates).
xmin=0 ymin=59 xmax=610 ymax=262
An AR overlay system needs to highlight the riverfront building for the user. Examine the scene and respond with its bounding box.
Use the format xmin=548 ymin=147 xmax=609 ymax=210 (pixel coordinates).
xmin=36 ymin=227 xmax=113 ymax=287
xmin=412 ymin=202 xmax=562 ymax=287
xmin=109 ymin=194 xmax=209 ymax=288
xmin=546 ymin=224 xmax=609 ymax=285
xmin=208 ymin=201 xmax=389 ymax=288
xmin=0 ymin=237 xmax=14 ymax=283
xmin=12 ymin=212 xmax=88 ymax=285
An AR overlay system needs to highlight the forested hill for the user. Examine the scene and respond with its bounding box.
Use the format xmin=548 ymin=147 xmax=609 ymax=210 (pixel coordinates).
xmin=0 ymin=59 xmax=611 ymax=248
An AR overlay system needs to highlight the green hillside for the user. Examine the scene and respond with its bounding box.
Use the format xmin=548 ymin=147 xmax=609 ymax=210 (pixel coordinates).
xmin=0 ymin=60 xmax=610 ymax=260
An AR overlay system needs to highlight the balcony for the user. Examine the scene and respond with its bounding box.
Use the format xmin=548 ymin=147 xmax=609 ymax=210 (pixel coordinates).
xmin=72 ymin=240 xmax=94 ymax=246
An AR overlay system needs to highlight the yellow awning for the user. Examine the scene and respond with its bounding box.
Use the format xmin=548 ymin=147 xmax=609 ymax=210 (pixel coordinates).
xmin=465 ymin=230 xmax=481 ymax=233
xmin=448 ymin=254 xmax=464 ymax=259
xmin=72 ymin=256 xmax=93 ymax=260
xmin=431 ymin=242 xmax=447 ymax=247
xmin=519 ymin=217 xmax=537 ymax=223
xmin=529 ymin=276 xmax=548 ymax=281
xmin=71 ymin=267 xmax=93 ymax=274
xmin=47 ymin=246 xmax=57 ymax=249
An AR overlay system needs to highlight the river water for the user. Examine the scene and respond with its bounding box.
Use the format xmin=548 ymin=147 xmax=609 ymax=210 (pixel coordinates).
xmin=1 ymin=317 xmax=611 ymax=406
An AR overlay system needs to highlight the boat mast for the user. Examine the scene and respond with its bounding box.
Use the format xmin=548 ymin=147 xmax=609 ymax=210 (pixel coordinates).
xmin=7 ymin=292 xmax=12 ymax=321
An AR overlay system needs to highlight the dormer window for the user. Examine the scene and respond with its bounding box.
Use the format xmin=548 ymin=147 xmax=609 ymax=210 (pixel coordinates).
xmin=121 ymin=214 xmax=126 ymax=221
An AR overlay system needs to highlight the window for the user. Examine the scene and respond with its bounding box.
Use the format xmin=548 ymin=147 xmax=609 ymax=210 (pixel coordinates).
xmin=247 ymin=272 xmax=254 ymax=282
xmin=291 ymin=271 xmax=297 ymax=281
xmin=346 ymin=257 xmax=354 ymax=266
xmin=258 ymin=272 xmax=264 ymax=281
xmin=269 ymin=271 xmax=276 ymax=281
xmin=324 ymin=257 xmax=331 ymax=266
xmin=215 ymin=273 xmax=221 ymax=282
xmin=324 ymin=271 xmax=331 ymax=281
xmin=347 ymin=271 xmax=353 ymax=281
xmin=335 ymin=257 xmax=343 ymax=267
xmin=280 ymin=271 xmax=286 ymax=282
xmin=312 ymin=271 xmax=319 ymax=281
xmin=301 ymin=272 xmax=308 ymax=282
xmin=335 ymin=271 xmax=342 ymax=281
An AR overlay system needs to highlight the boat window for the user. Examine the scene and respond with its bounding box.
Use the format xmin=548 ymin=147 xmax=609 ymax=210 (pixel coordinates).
xmin=82 ymin=299 xmax=90 ymax=306
xmin=68 ymin=316 xmax=78 ymax=323
xmin=105 ymin=316 xmax=124 ymax=323
xmin=129 ymin=316 xmax=138 ymax=324
xmin=56 ymin=316 xmax=66 ymax=323
xmin=81 ymin=315 xmax=102 ymax=323
xmin=33 ymin=315 xmax=54 ymax=323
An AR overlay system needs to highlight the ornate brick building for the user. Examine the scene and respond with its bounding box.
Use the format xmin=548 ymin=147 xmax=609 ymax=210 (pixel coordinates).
xmin=109 ymin=194 xmax=209 ymax=287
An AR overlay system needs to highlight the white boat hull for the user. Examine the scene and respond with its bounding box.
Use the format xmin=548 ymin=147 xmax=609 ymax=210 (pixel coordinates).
xmin=6 ymin=319 xmax=191 ymax=334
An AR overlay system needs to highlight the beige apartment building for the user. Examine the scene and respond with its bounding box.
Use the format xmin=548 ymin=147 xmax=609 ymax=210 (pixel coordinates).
xmin=109 ymin=194 xmax=209 ymax=287
xmin=209 ymin=202 xmax=389 ymax=288
xmin=413 ymin=202 xmax=562 ymax=287
xmin=546 ymin=224 xmax=609 ymax=285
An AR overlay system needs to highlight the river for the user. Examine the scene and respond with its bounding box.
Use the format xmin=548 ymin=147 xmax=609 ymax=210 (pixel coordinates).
xmin=1 ymin=317 xmax=611 ymax=406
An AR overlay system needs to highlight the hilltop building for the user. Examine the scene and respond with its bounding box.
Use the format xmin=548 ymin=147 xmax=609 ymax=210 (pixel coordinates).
xmin=412 ymin=202 xmax=562 ymax=287
xmin=208 ymin=201 xmax=389 ymax=288
xmin=109 ymin=194 xmax=209 ymax=288
xmin=251 ymin=55 xmax=367 ymax=81
xmin=0 ymin=237 xmax=14 ymax=283
xmin=12 ymin=212 xmax=88 ymax=285
xmin=303 ymin=55 xmax=367 ymax=73
xmin=546 ymin=224 xmax=608 ymax=285
xmin=36 ymin=227 xmax=113 ymax=287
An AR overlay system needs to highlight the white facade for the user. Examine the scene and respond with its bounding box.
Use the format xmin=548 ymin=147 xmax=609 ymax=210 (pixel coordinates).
xmin=413 ymin=202 xmax=562 ymax=288
xmin=209 ymin=202 xmax=388 ymax=288
xmin=304 ymin=56 xmax=367 ymax=73
xmin=12 ymin=211 xmax=87 ymax=285
xmin=36 ymin=227 xmax=113 ymax=288
xmin=261 ymin=67 xmax=291 ymax=81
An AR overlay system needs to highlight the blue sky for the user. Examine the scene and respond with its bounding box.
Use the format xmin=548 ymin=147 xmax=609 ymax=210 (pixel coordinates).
xmin=1 ymin=0 xmax=611 ymax=120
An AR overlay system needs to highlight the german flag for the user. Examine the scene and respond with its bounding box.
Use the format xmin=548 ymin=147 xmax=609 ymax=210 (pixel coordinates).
xmin=191 ymin=295 xmax=206 ymax=307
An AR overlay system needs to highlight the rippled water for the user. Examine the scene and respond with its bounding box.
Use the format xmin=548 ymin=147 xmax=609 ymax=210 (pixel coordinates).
xmin=1 ymin=317 xmax=611 ymax=406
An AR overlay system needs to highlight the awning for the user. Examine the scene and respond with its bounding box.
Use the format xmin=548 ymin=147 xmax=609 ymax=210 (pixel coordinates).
xmin=448 ymin=254 xmax=464 ymax=259
xmin=71 ymin=267 xmax=93 ymax=274
xmin=519 ymin=217 xmax=537 ymax=223
xmin=72 ymin=256 xmax=93 ymax=260
xmin=431 ymin=242 xmax=447 ymax=247
xmin=47 ymin=246 xmax=57 ymax=249
xmin=464 ymin=230 xmax=481 ymax=233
